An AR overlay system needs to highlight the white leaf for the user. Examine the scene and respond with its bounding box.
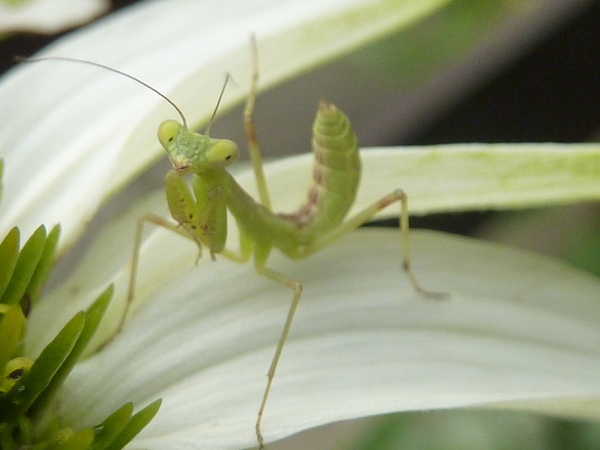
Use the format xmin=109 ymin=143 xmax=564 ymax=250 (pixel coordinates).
xmin=27 ymin=145 xmax=600 ymax=355
xmin=0 ymin=0 xmax=108 ymax=33
xmin=53 ymin=230 xmax=600 ymax=449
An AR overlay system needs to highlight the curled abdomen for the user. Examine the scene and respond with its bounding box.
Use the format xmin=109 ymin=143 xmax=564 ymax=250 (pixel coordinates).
xmin=283 ymin=102 xmax=360 ymax=236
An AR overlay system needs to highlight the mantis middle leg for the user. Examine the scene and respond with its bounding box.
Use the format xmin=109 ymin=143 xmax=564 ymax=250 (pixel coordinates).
xmin=223 ymin=236 xmax=302 ymax=450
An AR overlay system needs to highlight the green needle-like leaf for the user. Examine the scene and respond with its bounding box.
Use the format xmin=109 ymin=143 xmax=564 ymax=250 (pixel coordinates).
xmin=104 ymin=400 xmax=162 ymax=450
xmin=0 ymin=304 xmax=26 ymax=378
xmin=24 ymin=224 xmax=60 ymax=310
xmin=0 ymin=227 xmax=19 ymax=301
xmin=89 ymin=403 xmax=132 ymax=450
xmin=54 ymin=428 xmax=95 ymax=450
xmin=0 ymin=311 xmax=84 ymax=422
xmin=29 ymin=286 xmax=113 ymax=419
xmin=1 ymin=225 xmax=46 ymax=306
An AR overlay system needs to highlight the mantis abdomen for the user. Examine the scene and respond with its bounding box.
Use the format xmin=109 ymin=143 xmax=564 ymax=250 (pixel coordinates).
xmin=223 ymin=101 xmax=361 ymax=256
xmin=282 ymin=102 xmax=360 ymax=235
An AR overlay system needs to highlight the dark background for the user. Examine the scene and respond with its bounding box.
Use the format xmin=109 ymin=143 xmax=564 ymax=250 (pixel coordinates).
xmin=2 ymin=0 xmax=598 ymax=143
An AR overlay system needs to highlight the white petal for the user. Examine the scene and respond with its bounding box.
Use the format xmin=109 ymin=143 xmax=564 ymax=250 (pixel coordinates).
xmin=0 ymin=0 xmax=450 ymax=249
xmin=243 ymin=145 xmax=600 ymax=216
xmin=53 ymin=230 xmax=600 ymax=449
xmin=0 ymin=0 xmax=108 ymax=33
xmin=26 ymin=144 xmax=600 ymax=355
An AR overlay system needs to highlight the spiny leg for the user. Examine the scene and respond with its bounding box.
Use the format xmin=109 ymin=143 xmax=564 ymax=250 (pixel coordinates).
xmin=301 ymin=189 xmax=447 ymax=299
xmin=243 ymin=35 xmax=272 ymax=210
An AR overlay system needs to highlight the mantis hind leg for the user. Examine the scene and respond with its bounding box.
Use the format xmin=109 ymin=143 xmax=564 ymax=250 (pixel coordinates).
xmin=243 ymin=35 xmax=272 ymax=210
xmin=300 ymin=189 xmax=447 ymax=299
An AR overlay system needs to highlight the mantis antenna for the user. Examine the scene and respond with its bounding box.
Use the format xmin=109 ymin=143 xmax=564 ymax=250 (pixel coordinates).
xmin=19 ymin=55 xmax=189 ymax=129
xmin=204 ymin=73 xmax=231 ymax=137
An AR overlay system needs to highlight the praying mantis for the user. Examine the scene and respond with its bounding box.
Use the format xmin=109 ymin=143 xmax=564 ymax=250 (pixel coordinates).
xmin=26 ymin=37 xmax=445 ymax=448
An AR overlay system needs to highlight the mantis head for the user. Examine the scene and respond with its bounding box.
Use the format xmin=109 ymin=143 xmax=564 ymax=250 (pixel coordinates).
xmin=158 ymin=119 xmax=239 ymax=173
xmin=156 ymin=71 xmax=239 ymax=173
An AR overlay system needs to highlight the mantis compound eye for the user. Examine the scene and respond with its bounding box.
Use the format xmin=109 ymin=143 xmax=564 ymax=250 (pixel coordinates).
xmin=206 ymin=139 xmax=239 ymax=166
xmin=157 ymin=119 xmax=182 ymax=149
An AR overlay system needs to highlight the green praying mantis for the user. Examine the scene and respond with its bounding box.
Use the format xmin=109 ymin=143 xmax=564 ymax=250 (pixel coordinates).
xmin=26 ymin=37 xmax=446 ymax=448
